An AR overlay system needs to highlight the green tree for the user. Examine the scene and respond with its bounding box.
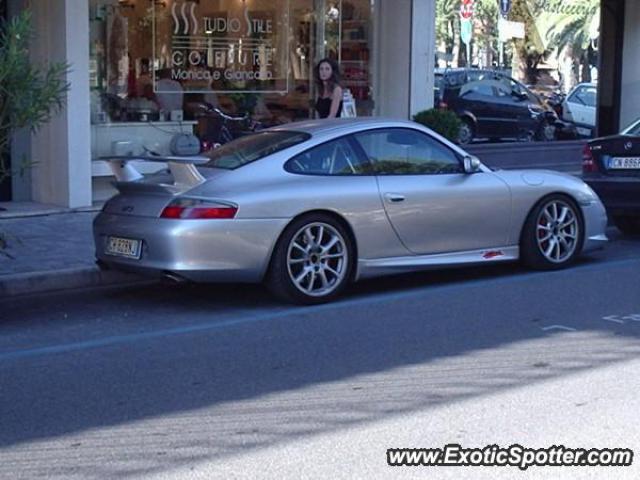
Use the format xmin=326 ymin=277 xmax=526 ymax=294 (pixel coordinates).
xmin=474 ymin=0 xmax=499 ymax=67
xmin=508 ymin=0 xmax=549 ymax=84
xmin=0 ymin=9 xmax=69 ymax=253
xmin=544 ymin=0 xmax=599 ymax=88
xmin=0 ymin=10 xmax=69 ymax=185
xmin=435 ymin=0 xmax=461 ymax=66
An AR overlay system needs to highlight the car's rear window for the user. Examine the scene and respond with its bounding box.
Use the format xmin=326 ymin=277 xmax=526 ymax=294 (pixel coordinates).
xmin=201 ymin=131 xmax=310 ymax=170
xmin=623 ymin=119 xmax=640 ymax=136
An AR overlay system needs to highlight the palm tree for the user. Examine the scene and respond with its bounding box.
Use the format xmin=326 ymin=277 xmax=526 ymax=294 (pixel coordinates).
xmin=436 ymin=0 xmax=462 ymax=67
xmin=544 ymin=0 xmax=599 ymax=91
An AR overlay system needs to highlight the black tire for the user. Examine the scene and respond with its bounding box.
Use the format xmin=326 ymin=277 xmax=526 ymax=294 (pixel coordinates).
xmin=266 ymin=213 xmax=355 ymax=304
xmin=613 ymin=215 xmax=640 ymax=236
xmin=458 ymin=119 xmax=474 ymax=145
xmin=520 ymin=194 xmax=584 ymax=270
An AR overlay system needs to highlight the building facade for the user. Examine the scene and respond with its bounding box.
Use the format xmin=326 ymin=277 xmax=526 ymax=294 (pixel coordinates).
xmin=2 ymin=0 xmax=639 ymax=208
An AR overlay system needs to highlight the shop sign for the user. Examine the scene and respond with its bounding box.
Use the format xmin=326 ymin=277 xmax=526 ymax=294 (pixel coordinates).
xmin=153 ymin=0 xmax=290 ymax=94
xmin=524 ymin=0 xmax=599 ymax=51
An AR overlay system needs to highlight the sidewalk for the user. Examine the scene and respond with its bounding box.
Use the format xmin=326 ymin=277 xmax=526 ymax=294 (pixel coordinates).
xmin=0 ymin=203 xmax=151 ymax=298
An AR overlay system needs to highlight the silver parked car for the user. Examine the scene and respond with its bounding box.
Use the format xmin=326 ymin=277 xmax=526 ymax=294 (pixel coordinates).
xmin=94 ymin=118 xmax=608 ymax=304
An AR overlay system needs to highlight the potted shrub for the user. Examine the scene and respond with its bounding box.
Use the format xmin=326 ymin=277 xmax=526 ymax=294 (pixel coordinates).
xmin=412 ymin=108 xmax=462 ymax=143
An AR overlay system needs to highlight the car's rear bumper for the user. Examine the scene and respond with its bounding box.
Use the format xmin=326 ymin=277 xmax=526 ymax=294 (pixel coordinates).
xmin=584 ymin=177 xmax=640 ymax=217
xmin=581 ymin=198 xmax=609 ymax=252
xmin=93 ymin=213 xmax=289 ymax=282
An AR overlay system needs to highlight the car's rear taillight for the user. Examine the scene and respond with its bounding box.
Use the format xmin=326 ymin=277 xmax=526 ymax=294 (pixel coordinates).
xmin=160 ymin=198 xmax=238 ymax=219
xmin=582 ymin=144 xmax=598 ymax=173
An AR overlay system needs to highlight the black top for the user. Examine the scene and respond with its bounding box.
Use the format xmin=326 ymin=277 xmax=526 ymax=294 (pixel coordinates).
xmin=315 ymin=97 xmax=343 ymax=119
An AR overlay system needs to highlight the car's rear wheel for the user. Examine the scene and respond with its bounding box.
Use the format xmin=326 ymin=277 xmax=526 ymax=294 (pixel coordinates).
xmin=520 ymin=195 xmax=584 ymax=270
xmin=266 ymin=214 xmax=354 ymax=304
xmin=458 ymin=119 xmax=474 ymax=145
xmin=613 ymin=215 xmax=640 ymax=236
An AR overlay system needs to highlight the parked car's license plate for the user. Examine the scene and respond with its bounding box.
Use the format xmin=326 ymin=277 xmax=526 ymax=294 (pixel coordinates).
xmin=106 ymin=236 xmax=141 ymax=259
xmin=609 ymin=157 xmax=640 ymax=169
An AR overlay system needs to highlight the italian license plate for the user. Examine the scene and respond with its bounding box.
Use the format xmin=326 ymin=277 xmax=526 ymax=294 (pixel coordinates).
xmin=609 ymin=157 xmax=640 ymax=169
xmin=106 ymin=236 xmax=141 ymax=259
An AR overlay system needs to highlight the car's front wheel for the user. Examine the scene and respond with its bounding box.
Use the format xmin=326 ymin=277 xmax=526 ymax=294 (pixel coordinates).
xmin=520 ymin=195 xmax=584 ymax=270
xmin=266 ymin=214 xmax=354 ymax=304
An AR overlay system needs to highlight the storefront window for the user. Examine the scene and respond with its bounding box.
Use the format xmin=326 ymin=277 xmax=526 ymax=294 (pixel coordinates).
xmin=434 ymin=0 xmax=600 ymax=144
xmin=88 ymin=0 xmax=375 ymax=169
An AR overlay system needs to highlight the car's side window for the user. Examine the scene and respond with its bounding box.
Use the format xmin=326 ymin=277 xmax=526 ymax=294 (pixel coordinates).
xmin=354 ymin=128 xmax=462 ymax=175
xmin=570 ymin=86 xmax=597 ymax=107
xmin=461 ymin=80 xmax=495 ymax=98
xmin=285 ymin=137 xmax=369 ymax=175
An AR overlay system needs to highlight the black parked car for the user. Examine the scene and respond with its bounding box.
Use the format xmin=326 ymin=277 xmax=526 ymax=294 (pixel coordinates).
xmin=583 ymin=119 xmax=640 ymax=235
xmin=435 ymin=68 xmax=562 ymax=144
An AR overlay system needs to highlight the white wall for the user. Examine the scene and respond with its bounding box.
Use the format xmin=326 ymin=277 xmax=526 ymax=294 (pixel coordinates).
xmin=29 ymin=0 xmax=92 ymax=208
xmin=620 ymin=0 xmax=640 ymax=130
xmin=410 ymin=0 xmax=436 ymax=117
xmin=376 ymin=0 xmax=435 ymax=119
xmin=376 ymin=0 xmax=412 ymax=118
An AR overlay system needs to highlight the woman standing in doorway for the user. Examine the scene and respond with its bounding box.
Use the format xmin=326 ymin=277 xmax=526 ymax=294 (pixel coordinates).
xmin=314 ymin=58 xmax=343 ymax=119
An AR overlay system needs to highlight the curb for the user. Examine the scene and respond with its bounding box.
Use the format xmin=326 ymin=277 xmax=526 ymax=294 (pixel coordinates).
xmin=0 ymin=267 xmax=155 ymax=299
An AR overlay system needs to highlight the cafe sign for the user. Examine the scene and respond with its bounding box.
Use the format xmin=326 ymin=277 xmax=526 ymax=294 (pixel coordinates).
xmin=153 ymin=0 xmax=290 ymax=93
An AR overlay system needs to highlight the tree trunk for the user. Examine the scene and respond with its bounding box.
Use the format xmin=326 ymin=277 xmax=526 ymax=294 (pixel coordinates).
xmin=581 ymin=54 xmax=591 ymax=83
xmin=452 ymin=20 xmax=460 ymax=67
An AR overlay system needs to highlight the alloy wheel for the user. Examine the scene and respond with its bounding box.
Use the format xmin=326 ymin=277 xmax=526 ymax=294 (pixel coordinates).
xmin=535 ymin=200 xmax=579 ymax=264
xmin=286 ymin=222 xmax=349 ymax=297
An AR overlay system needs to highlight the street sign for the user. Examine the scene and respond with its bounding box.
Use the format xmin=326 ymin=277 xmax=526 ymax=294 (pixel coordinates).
xmin=459 ymin=0 xmax=474 ymax=19
xmin=499 ymin=0 xmax=511 ymax=18
xmin=498 ymin=18 xmax=525 ymax=41
xmin=460 ymin=18 xmax=473 ymax=45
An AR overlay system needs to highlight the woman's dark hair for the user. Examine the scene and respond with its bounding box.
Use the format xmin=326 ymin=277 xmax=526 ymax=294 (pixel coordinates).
xmin=315 ymin=58 xmax=341 ymax=95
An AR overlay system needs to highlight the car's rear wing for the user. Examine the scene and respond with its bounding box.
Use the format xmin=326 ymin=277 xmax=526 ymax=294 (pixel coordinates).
xmin=99 ymin=154 xmax=210 ymax=189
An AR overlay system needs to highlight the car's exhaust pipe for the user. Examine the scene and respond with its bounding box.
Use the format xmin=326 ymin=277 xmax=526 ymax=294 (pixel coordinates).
xmin=161 ymin=271 xmax=189 ymax=284
xmin=95 ymin=259 xmax=111 ymax=271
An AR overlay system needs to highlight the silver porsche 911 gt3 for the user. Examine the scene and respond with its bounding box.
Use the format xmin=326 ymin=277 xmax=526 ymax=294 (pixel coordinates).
xmin=94 ymin=118 xmax=608 ymax=304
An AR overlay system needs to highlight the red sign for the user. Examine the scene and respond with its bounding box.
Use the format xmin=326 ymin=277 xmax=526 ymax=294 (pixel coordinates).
xmin=459 ymin=0 xmax=474 ymax=19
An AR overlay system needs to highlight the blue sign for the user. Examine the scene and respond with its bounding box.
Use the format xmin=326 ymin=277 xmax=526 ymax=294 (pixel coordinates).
xmin=499 ymin=0 xmax=511 ymax=17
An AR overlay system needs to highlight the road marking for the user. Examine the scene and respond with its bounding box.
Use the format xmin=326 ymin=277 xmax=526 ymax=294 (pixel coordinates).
xmin=541 ymin=325 xmax=577 ymax=332
xmin=602 ymin=315 xmax=625 ymax=324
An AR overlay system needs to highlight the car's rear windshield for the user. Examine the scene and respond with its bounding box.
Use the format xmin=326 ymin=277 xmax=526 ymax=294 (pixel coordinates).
xmin=622 ymin=119 xmax=640 ymax=136
xmin=201 ymin=131 xmax=311 ymax=170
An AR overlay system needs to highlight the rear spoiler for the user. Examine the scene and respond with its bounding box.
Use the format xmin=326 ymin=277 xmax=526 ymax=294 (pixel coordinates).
xmin=99 ymin=154 xmax=209 ymax=188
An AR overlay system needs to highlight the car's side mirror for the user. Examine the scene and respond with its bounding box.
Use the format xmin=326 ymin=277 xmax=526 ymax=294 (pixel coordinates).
xmin=512 ymin=91 xmax=528 ymax=101
xmin=463 ymin=155 xmax=482 ymax=174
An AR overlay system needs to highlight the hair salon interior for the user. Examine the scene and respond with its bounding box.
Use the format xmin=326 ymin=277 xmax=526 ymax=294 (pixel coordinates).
xmin=0 ymin=0 xmax=637 ymax=208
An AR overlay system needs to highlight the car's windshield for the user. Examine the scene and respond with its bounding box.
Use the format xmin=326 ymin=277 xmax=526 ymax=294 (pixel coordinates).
xmin=202 ymin=131 xmax=310 ymax=170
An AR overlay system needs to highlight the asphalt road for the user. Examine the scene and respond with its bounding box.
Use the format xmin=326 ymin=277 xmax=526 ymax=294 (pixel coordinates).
xmin=1 ymin=227 xmax=639 ymax=479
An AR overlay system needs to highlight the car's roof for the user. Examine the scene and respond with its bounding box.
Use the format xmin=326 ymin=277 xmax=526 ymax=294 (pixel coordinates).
xmin=568 ymin=82 xmax=597 ymax=91
xmin=266 ymin=117 xmax=420 ymax=136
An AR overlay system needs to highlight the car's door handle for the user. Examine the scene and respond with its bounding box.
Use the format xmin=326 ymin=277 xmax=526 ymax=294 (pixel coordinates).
xmin=384 ymin=193 xmax=405 ymax=203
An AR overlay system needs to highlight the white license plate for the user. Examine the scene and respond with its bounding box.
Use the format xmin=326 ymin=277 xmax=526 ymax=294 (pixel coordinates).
xmin=106 ymin=236 xmax=141 ymax=259
xmin=609 ymin=157 xmax=640 ymax=169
